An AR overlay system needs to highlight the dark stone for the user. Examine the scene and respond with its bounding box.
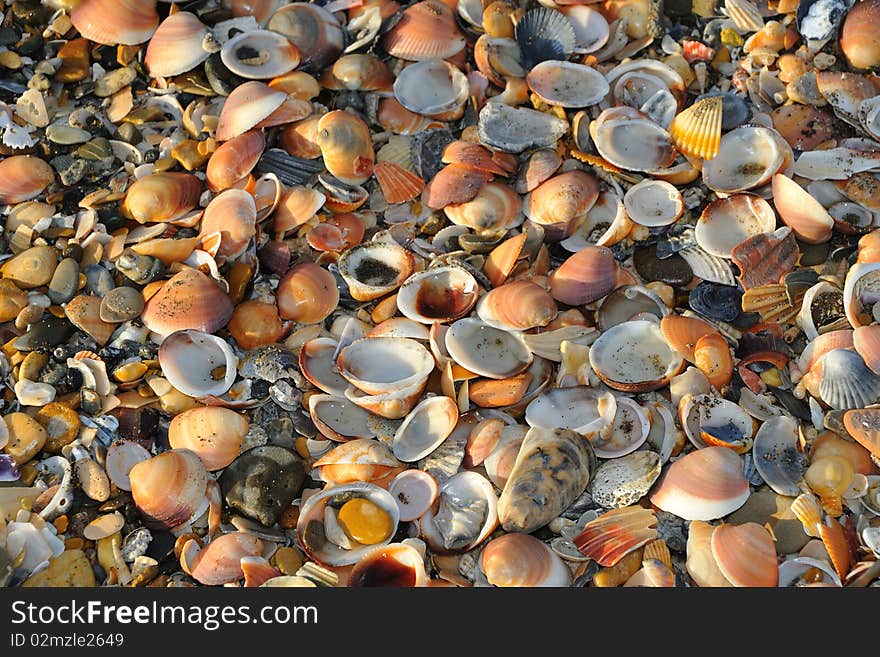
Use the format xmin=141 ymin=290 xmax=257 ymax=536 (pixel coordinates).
xmin=633 ymin=243 xmax=693 ymax=287
xmin=220 ymin=446 xmax=306 ymax=527
xmin=410 ymin=128 xmax=455 ymax=180
xmin=12 ymin=316 xmax=73 ymax=351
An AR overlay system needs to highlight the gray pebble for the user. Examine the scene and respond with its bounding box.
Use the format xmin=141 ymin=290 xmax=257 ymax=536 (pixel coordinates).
xmin=46 ymin=124 xmax=91 ymax=145
xmin=82 ymin=264 xmax=115 ymax=297
xmin=99 ymin=287 xmax=144 ymax=322
xmin=47 ymin=257 xmax=79 ymax=305
xmin=219 ymin=446 xmax=306 ymax=527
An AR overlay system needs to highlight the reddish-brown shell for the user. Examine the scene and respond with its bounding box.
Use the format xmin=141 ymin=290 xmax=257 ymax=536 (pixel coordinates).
xmin=315 ymin=110 xmax=375 ymax=185
xmin=0 ymin=156 xmax=55 ymax=205
xmin=276 ymin=263 xmax=339 ymax=323
xmin=206 ymin=130 xmax=265 ymax=191
xmin=373 ymin=161 xmax=425 ymax=204
xmin=121 ymin=172 xmax=202 ymax=224
xmin=141 ymin=268 xmax=234 ymax=337
xmin=422 ymin=164 xmax=493 ymax=209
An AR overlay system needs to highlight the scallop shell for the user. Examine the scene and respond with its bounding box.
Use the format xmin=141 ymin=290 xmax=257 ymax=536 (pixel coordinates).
xmin=573 ymin=506 xmax=659 ymax=567
xmin=588 ymin=451 xmax=662 ymax=509
xmin=497 ymin=426 xmax=596 ymax=534
xmin=790 ymin=492 xmax=823 ymax=538
xmin=589 ymin=320 xmax=684 ymax=392
xmin=392 ymin=395 xmax=459 ymax=462
xmin=380 ymin=0 xmax=466 ymax=62
xmin=711 ymin=523 xmax=778 ymax=587
xmin=480 ymin=533 xmax=571 ymax=587
xmin=816 ymin=348 xmax=880 ymax=410
xmin=373 ymin=161 xmax=424 ymax=204
xmin=445 ymin=318 xmax=533 ymax=380
xmin=515 ymin=7 xmax=576 ymax=69
xmin=526 ymin=60 xmax=609 ymax=108
xmin=144 ymin=11 xmax=211 ymax=78
xmin=158 ymin=329 xmax=238 ymax=398
xmin=696 ymin=194 xmax=777 ymax=259
xmin=650 ymin=446 xmax=750 ymax=521
xmin=669 ymin=95 xmax=723 ymax=160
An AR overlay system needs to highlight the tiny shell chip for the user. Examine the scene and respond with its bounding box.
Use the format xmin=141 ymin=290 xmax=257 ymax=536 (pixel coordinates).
xmin=588 ymin=451 xmax=662 ymax=509
xmin=526 ymin=60 xmax=609 ymax=108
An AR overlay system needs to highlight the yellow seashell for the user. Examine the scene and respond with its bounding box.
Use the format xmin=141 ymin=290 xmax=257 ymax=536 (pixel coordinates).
xmin=669 ymin=96 xmax=722 ymax=160
xmin=790 ymin=492 xmax=823 ymax=538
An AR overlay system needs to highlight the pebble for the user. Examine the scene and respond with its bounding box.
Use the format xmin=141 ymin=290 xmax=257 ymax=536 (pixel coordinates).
xmin=273 ymin=546 xmax=305 ymax=575
xmin=82 ymin=264 xmax=116 ymax=297
xmin=99 ymin=286 xmax=144 ymax=323
xmin=0 ymin=279 xmax=28 ymax=322
xmin=219 ymin=445 xmax=306 ymax=527
xmin=3 ymin=413 xmax=47 ymax=464
xmin=21 ymin=549 xmax=96 ymax=587
xmin=45 ymin=124 xmax=91 ymax=145
xmin=12 ymin=315 xmax=73 ymax=351
xmin=94 ymin=66 xmax=137 ymax=98
xmin=14 ymin=379 xmax=56 ymax=407
xmin=0 ymin=245 xmax=58 ymax=289
xmin=54 ymin=38 xmax=89 ymax=83
xmin=74 ymin=458 xmax=110 ymax=502
xmin=47 ymin=257 xmax=79 ymax=305
xmin=65 ymin=295 xmax=116 ymax=345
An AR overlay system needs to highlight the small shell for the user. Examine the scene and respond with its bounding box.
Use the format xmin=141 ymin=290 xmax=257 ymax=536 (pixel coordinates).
xmin=276 ymin=263 xmax=339 ymax=324
xmin=121 ymin=172 xmax=202 ymax=224
xmin=693 ymin=332 xmax=734 ymax=389
xmin=388 ymin=470 xmax=438 ymax=521
xmin=445 ymin=318 xmax=533 ymax=380
xmin=842 ymin=407 xmax=880 ymax=459
xmin=573 ymin=507 xmax=659 ymax=567
xmin=299 ymin=338 xmax=349 ymax=396
xmin=184 ymin=532 xmax=263 ymax=586
xmin=526 ymin=60 xmax=609 ymax=108
xmin=104 ymin=441 xmax=151 ymax=491
xmin=392 ymin=395 xmax=459 ymax=462
xmin=141 ymin=268 xmax=233 ymax=338
xmin=686 ymin=520 xmax=732 ymax=588
xmin=480 ymin=533 xmax=571 ymax=587
xmin=337 ymin=337 xmax=435 ymax=395
xmin=590 ymin=106 xmax=676 ymax=173
xmin=129 ymin=449 xmax=208 ymax=530
xmin=309 ymin=394 xmax=382 ymax=442
xmin=349 ymin=543 xmax=429 ymax=587
xmin=515 ymin=7 xmax=576 ymax=69
xmin=711 ymin=523 xmax=778 ymax=587
xmin=563 ymin=5 xmax=610 ymax=54
xmin=373 ymin=161 xmax=424 ymax=204
xmin=840 ymin=0 xmax=880 ymax=70
xmin=393 ymin=60 xmax=469 ymax=116
xmin=816 ymin=349 xmax=880 ymax=410
xmin=445 ymin=183 xmax=523 ymax=234
xmin=702 ymin=125 xmax=785 ymax=194
xmin=199 ymin=189 xmax=257 ymax=261
xmin=422 ymin=164 xmax=493 ymax=209
xmin=397 ymin=266 xmax=479 ymax=324
xmin=660 ymin=314 xmax=719 ymax=363
xmin=158 ymin=329 xmax=238 ymax=398
xmin=0 ymin=156 xmax=55 ymax=205
xmin=337 ymin=241 xmax=415 ymax=302
xmin=622 ymin=179 xmax=684 ymax=227
xmin=206 ymin=130 xmax=265 ymax=192
xmin=731 ymin=227 xmax=799 ymax=290
xmin=843 ymin=261 xmax=880 ymax=329
xmin=525 ymin=170 xmax=599 ymax=235
xmin=589 ymin=320 xmax=684 ymax=392
xmin=221 ymin=29 xmax=300 ymax=80
xmin=477 ymin=102 xmax=569 ymax=153
xmin=268 ymin=3 xmax=344 ymax=71
xmin=420 ymin=471 xmax=498 ymax=552
xmin=315 ymin=110 xmax=375 ymax=185
xmin=549 ymin=245 xmax=617 ymax=306
xmin=476 ymin=281 xmax=557 ymax=332
xmin=526 ymin=386 xmax=616 ymax=435
xmin=790 ymin=493 xmax=823 ymax=538
xmin=313 ymin=438 xmax=404 ymax=486
xmin=669 ymin=96 xmax=723 ymax=160
xmin=752 ymin=415 xmax=806 ymax=497
xmin=588 ymin=451 xmax=662 ymax=509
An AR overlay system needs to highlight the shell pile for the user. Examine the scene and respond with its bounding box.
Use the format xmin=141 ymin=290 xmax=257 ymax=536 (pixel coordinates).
xmin=2 ymin=0 xmax=880 ymax=589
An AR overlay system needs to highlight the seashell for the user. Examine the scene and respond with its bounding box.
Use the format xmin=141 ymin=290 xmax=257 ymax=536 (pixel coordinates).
xmin=121 ymin=172 xmax=201 ymax=224
xmin=159 ymin=329 xmax=238 ymax=400
xmin=650 ymin=446 xmax=750 ymax=521
xmin=144 ymin=11 xmax=211 ymax=78
xmin=297 ymin=482 xmax=399 ymax=566
xmin=696 ymin=194 xmax=777 ymax=260
xmin=526 ymin=385 xmax=616 ymax=435
xmin=276 ymin=263 xmax=339 ymax=324
xmin=71 ymin=0 xmax=159 ymax=46
xmin=525 ymin=170 xmax=599 ymax=235
xmin=104 ymin=441 xmax=151 ymax=491
xmin=442 ymin=141 xmax=510 ymax=176
xmin=622 ymin=179 xmax=684 ymax=227
xmin=392 ymin=395 xmax=459 ymax=462
xmin=815 ymin=349 xmax=880 ymax=410
xmin=842 ymin=407 xmax=880 ymax=459
xmin=476 ymin=281 xmax=557 ymax=332
xmin=373 ymin=161 xmax=424 ymax=204
xmin=526 ymin=60 xmax=609 ymax=108
xmin=597 ymin=284 xmax=668 ymax=331
xmin=468 ymin=373 xmax=533 ymax=409
xmin=184 ymin=532 xmax=263 ymax=586
xmin=731 ymin=228 xmax=798 ymax=292
xmin=660 ymin=314 xmax=719 ymax=363
xmin=338 ymin=337 xmax=434 ymax=395
xmin=573 ymin=507 xmax=659 ymax=567
xmin=805 ymin=455 xmax=854 ymax=516
xmin=315 ymin=110 xmax=374 ymax=185
xmin=587 ymin=396 xmax=650 ymax=458
xmin=840 ymin=0 xmax=880 ymax=70
xmin=64 ymin=295 xmax=115 ymax=346
xmin=215 ymin=82 xmax=286 ymax=142
xmin=199 ymin=189 xmax=257 ymax=261
xmin=828 ymin=201 xmax=873 ymax=235
xmin=777 ymin=556 xmax=841 ymax=587
xmin=129 ymin=449 xmax=209 ymax=530
xmin=299 ymin=338 xmax=350 ymax=397
xmin=323 ymin=54 xmax=393 ymax=92
xmin=693 ymin=332 xmax=734 ymax=389
xmin=228 ymin=300 xmax=284 ymax=350
xmin=221 ymin=29 xmax=300 ymax=80
xmin=388 ymin=470 xmax=438 ymax=521
xmin=843 ymin=261 xmax=880 ymax=329
xmin=669 ymin=95 xmax=723 ymax=160
xmin=168 ymin=407 xmax=248 ymax=471
xmin=723 ymin=0 xmax=764 ymax=32
xmin=689 ymin=283 xmax=742 ymax=324
xmin=548 ymin=245 xmax=617 ymax=306
xmin=313 ymin=438 xmax=404 ymax=486
xmin=420 ymin=471 xmax=498 ymax=553
xmin=589 ymin=451 xmax=662 ymax=508
xmin=206 ymin=130 xmax=265 ymax=192
xmin=794 ymin=148 xmax=880 ymax=182
xmin=345 ymin=378 xmax=428 ymax=420
xmin=272 ymin=185 xmax=326 ymax=234
xmin=445 ymin=182 xmax=523 ymax=234
xmin=790 ymin=493 xmax=823 ymax=538
xmin=498 ymin=426 xmax=596 ymax=534
xmin=309 ymin=394 xmax=382 ymax=442
xmin=702 ymin=125 xmax=785 ymax=193
xmin=710 ymin=523 xmax=778 ymax=587
xmin=0 ymin=156 xmax=55 ymax=205
xmin=771 ymin=104 xmax=836 ymax=151
xmin=336 ymin=241 xmax=414 ymax=303
xmin=752 ymin=415 xmax=806 ymax=497
xmin=480 ymin=533 xmax=571 ymax=587
xmin=677 ymin=245 xmax=737 ymax=287
xmin=483 ymin=425 xmax=527 ymax=491
xmin=686 ymin=520 xmax=732 ymax=588
xmin=590 ymin=106 xmax=676 ymax=173
xmin=393 ymin=60 xmax=469 ymax=117
xmin=422 ymin=163 xmax=493 ymax=210
xmin=397 ymin=266 xmax=479 ymax=324
xmin=131 ymin=237 xmax=199 ymax=265
xmin=349 ymin=543 xmax=429 ymax=587
xmin=515 ymin=7 xmax=576 ymax=69
xmin=268 ymin=3 xmax=344 ymax=72
xmin=811 ymin=431 xmax=875 ymax=477
xmin=590 ymin=320 xmax=684 ymax=392
xmin=477 ymin=102 xmax=569 ymax=154
xmin=445 ymin=318 xmax=533 ymax=379
xmin=515 ymin=150 xmax=563 ymax=196
xmin=563 ymin=5 xmax=610 ymax=54
xmin=679 ymin=393 xmax=755 ymax=452
xmin=380 ymin=0 xmax=465 ymax=62
xmin=772 ymin=174 xmax=834 ymax=244
xmin=141 ymin=268 xmax=233 ymax=338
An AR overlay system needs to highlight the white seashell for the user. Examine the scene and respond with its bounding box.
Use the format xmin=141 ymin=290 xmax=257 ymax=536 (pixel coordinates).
xmin=589 ymin=320 xmax=684 ymax=392
xmin=393 ymin=59 xmax=469 ymax=116
xmin=392 ymin=395 xmax=459 ymax=462
xmin=445 ymin=318 xmax=532 ymax=379
xmin=419 ymin=471 xmax=498 ymax=553
xmin=525 ymin=386 xmax=617 ymax=435
xmin=752 ymin=415 xmax=806 ymax=497
xmin=158 ymin=330 xmax=238 ymax=398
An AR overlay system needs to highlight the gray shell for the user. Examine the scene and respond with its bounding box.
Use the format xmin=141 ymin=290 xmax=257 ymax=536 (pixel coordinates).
xmin=588 ymin=451 xmax=662 ymax=509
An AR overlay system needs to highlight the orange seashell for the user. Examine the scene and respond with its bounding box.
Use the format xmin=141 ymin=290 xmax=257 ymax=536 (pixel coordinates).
xmin=771 ymin=104 xmax=835 ymax=150
xmin=810 ymin=431 xmax=876 ymax=476
xmin=464 ymin=418 xmax=505 ymax=468
xmin=549 ymin=245 xmax=617 ymax=306
xmin=228 ymin=0 xmax=286 ymax=23
xmin=269 ymin=71 xmax=321 ymax=99
xmin=842 ymin=407 xmax=880 ymax=460
xmin=64 ymin=295 xmax=116 ymax=345
xmin=307 ymin=222 xmax=348 ymax=252
xmin=144 ymin=11 xmax=210 ymax=78
xmin=818 ymin=517 xmax=852 ymax=580
xmin=253 ymin=97 xmax=313 ymax=130
xmin=573 ymin=507 xmax=659 ymax=567
xmin=71 ymin=0 xmax=158 ymax=46
xmin=141 ymin=268 xmax=234 ymax=338
xmin=267 ymin=3 xmax=344 ymax=72
xmin=276 ymin=263 xmax=339 ymax=323
xmin=858 ymin=229 xmax=880 ymax=263
xmin=322 ymin=54 xmax=394 ymax=92
xmin=730 ymin=227 xmax=799 ymax=290
xmin=0 ymin=156 xmax=55 ymax=205
xmin=228 ymin=300 xmax=284 ymax=350
xmin=215 ymin=81 xmax=286 ymax=141
xmin=131 ymin=237 xmax=200 ymax=265
xmin=649 ymin=446 xmax=750 ymax=520
xmin=198 ymin=189 xmax=257 ymax=261
xmin=853 ymin=325 xmax=880 ymax=375
xmin=185 ymin=532 xmax=263 ymax=586
xmin=326 ymin=212 xmax=366 ymax=249
xmin=422 ymin=164 xmax=493 ymax=209
xmin=278 ymin=115 xmax=324 ymax=159
xmin=206 ymin=131 xmax=265 ymax=191
xmin=468 ymin=373 xmax=533 ymax=408
xmin=349 ymin=542 xmax=429 ymax=587
xmin=525 ymin=171 xmax=600 ymax=235
xmin=376 ymin=98 xmax=445 ymax=135
xmin=444 ymin=182 xmax=523 ymax=233
xmin=669 ymin=95 xmax=722 ymax=160
xmin=771 ymin=174 xmax=834 ymax=244
xmin=710 ymin=523 xmax=778 ymax=587
xmin=373 ymin=161 xmax=425 ymax=204
xmin=840 ymin=0 xmax=880 ymax=70
xmin=477 ymin=280 xmax=557 ymax=331
xmin=660 ymin=314 xmax=719 ymax=363
xmin=380 ymin=0 xmax=466 ymax=61
xmin=484 ymin=232 xmax=527 ymax=288
xmin=441 ymin=141 xmax=510 ymax=175
xmin=241 ymin=556 xmax=280 ymax=588
xmin=516 ymin=149 xmax=563 ymax=194
xmin=686 ymin=520 xmax=732 ymax=587
xmin=313 ymin=438 xmax=404 ymax=486
xmin=481 ymin=533 xmax=571 ymax=587
xmin=693 ymin=333 xmax=734 ymax=389
xmin=168 ymin=407 xmax=248 ymax=471
xmin=121 ymin=172 xmax=202 ymax=224
xmin=272 ymin=185 xmax=326 ymax=234
xmin=130 ymin=449 xmax=209 ymax=530
xmin=315 ymin=110 xmax=374 ymax=185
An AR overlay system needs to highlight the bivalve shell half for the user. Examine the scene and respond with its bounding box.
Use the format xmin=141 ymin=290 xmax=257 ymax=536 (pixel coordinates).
xmin=589 ymin=451 xmax=662 ymax=509
xmin=380 ymin=0 xmax=466 ymax=62
xmin=276 ymin=263 xmax=339 ymax=324
xmin=312 ymin=438 xmax=404 ymax=486
xmin=477 ymin=102 xmax=569 ymax=153
xmin=445 ymin=318 xmax=533 ymax=379
xmin=623 ymin=179 xmax=684 ymax=227
xmin=590 ymin=106 xmax=676 ymax=173
xmin=388 ymin=470 xmax=438 ymax=521
xmin=525 ymin=386 xmax=616 ymax=435
xmin=696 ymin=194 xmax=777 ymax=259
xmin=299 ymin=338 xmax=350 ymax=397
xmin=337 ymin=241 xmax=415 ymax=302
xmin=650 ymin=446 xmax=750 ymax=521
xmin=309 ymin=395 xmax=383 ymax=442
xmin=843 ymin=407 xmax=880 ymax=459
xmin=589 ymin=320 xmax=684 ymax=392
xmin=420 ymin=471 xmax=498 ymax=552
xmin=267 ymin=3 xmax=344 ymax=72
xmin=337 ymin=337 xmax=435 ymax=395
xmin=397 ymin=266 xmax=479 ymax=324
xmin=129 ymin=449 xmax=208 ymax=530
xmin=349 ymin=543 xmax=429 ymax=587
xmin=221 ymin=29 xmax=300 ymax=80
xmin=121 ymin=172 xmax=201 ymax=224
xmin=206 ymin=130 xmax=265 ymax=192
xmin=185 ymin=533 xmax=263 ymax=586
xmin=198 ymin=189 xmax=257 ymax=261
xmin=393 ymin=60 xmax=469 ymax=116
xmin=843 ymin=261 xmax=880 ymax=329
xmin=573 ymin=506 xmax=659 ymax=567
xmin=168 ymin=407 xmax=248 ymax=471
xmin=591 ymin=396 xmax=651 ymax=458
xmin=476 ymin=281 xmax=557 ymax=332
xmin=392 ymin=395 xmax=459 ymax=462
xmin=816 ymin=348 xmax=880 ymax=410
xmin=142 ymin=268 xmax=233 ymax=338
xmin=752 ymin=415 xmax=806 ymax=497
xmin=772 ymin=174 xmax=834 ymax=244
xmin=548 ymin=245 xmax=617 ymax=306
xmin=71 ymin=0 xmax=159 ymax=46
xmin=525 ymin=170 xmax=599 ymax=235
xmin=702 ymin=125 xmax=785 ymax=193
xmin=526 ymin=60 xmax=609 ymax=108
xmin=445 ymin=182 xmax=524 ymax=233
xmin=669 ymin=95 xmax=723 ymax=160
xmin=144 ymin=11 xmax=211 ymax=78
xmin=480 ymin=533 xmax=571 ymax=587
xmin=315 ymin=110 xmax=375 ymax=185
xmin=158 ymin=329 xmax=238 ymax=399
xmin=711 ymin=523 xmax=779 ymax=587
xmin=215 ymin=82 xmax=286 ymax=142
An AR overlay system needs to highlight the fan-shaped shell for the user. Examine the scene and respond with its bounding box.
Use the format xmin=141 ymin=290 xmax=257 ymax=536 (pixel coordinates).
xmin=144 ymin=11 xmax=211 ymax=78
xmin=71 ymin=0 xmax=159 ymax=46
xmin=573 ymin=506 xmax=659 ymax=567
xmin=711 ymin=523 xmax=779 ymax=587
xmin=380 ymin=0 xmax=466 ymax=61
xmin=129 ymin=449 xmax=208 ymax=530
xmin=480 ymin=533 xmax=571 ymax=587
xmin=142 ymin=268 xmax=233 ymax=338
xmin=168 ymin=407 xmax=248 ymax=471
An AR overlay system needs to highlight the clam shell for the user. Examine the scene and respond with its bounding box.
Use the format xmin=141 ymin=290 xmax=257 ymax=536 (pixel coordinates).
xmin=129 ymin=449 xmax=209 ymax=530
xmin=525 ymin=170 xmax=599 ymax=234
xmin=563 ymin=5 xmax=609 ymax=54
xmin=497 ymin=426 xmax=596 ymax=534
xmin=299 ymin=338 xmax=349 ymax=396
xmin=144 ymin=11 xmax=211 ymax=78
xmin=446 ymin=182 xmax=523 ymax=233
xmin=206 ymin=130 xmax=265 ymax=192
xmin=393 ymin=60 xmax=469 ymax=116
xmin=442 ymin=141 xmax=510 ymax=176
xmin=186 ymin=532 xmax=263 ymax=586
xmin=313 ymin=438 xmax=403 ymax=486
xmin=104 ymin=441 xmax=151 ymax=491
xmin=842 ymin=407 xmax=880 ymax=459
xmin=168 ymin=407 xmax=248 ymax=471
xmin=71 ymin=0 xmax=159 ymax=46
xmin=693 ymin=332 xmax=735 ymax=389
xmin=696 ymin=194 xmax=777 ymax=259
xmin=480 ymin=533 xmax=571 ymax=587
xmin=309 ymin=394 xmax=383 ymax=442
xmin=420 ymin=471 xmax=498 ymax=553
xmin=349 ymin=543 xmax=429 ymax=587
xmin=711 ymin=523 xmax=779 ymax=587
xmin=597 ymin=284 xmax=668 ymax=331
xmin=199 ymin=189 xmax=257 ymax=261
xmin=422 ymin=163 xmax=492 ymax=209
xmin=589 ymin=320 xmax=684 ymax=392
xmin=484 ymin=232 xmax=527 ymax=287
xmin=159 ymin=329 xmax=238 ymax=398
xmin=445 ymin=318 xmax=533 ymax=380
xmin=777 ymin=556 xmax=841 ymax=587
xmin=142 ymin=268 xmax=233 ymax=338
xmin=590 ymin=106 xmax=676 ymax=173
xmin=752 ymin=416 xmax=806 ymax=497
xmin=0 ymin=156 xmax=55 ymax=205
xmin=337 ymin=241 xmax=415 ymax=302
xmin=515 ymin=7 xmax=576 ymax=69
xmin=121 ymin=172 xmax=202 ymax=224
xmin=477 ymin=102 xmax=569 ymax=153
xmin=573 ymin=507 xmax=659 ymax=567
xmin=221 ymin=29 xmax=300 ymax=80
xmin=589 ymin=451 xmax=662 ymax=509
xmin=702 ymin=125 xmax=785 ymax=193
xmin=686 ymin=520 xmax=732 ymax=587
xmin=622 ymin=179 xmax=684 ymax=227
xmin=526 ymin=60 xmax=609 ymax=108
xmin=268 ymin=2 xmax=344 ymax=71
xmin=215 ymin=82 xmax=286 ymax=142
xmin=548 ymin=245 xmax=617 ymax=306
xmin=380 ymin=0 xmax=465 ymax=62
xmin=772 ymin=174 xmax=834 ymax=244
xmin=392 ymin=395 xmax=459 ymax=462
xmin=591 ymin=396 xmax=651 ymax=458
xmin=650 ymin=446 xmax=750 ymax=521
xmin=525 ymin=386 xmax=616 ymax=435
xmin=388 ymin=470 xmax=438 ymax=521
xmin=337 ymin=337 xmax=435 ymax=395
xmin=669 ymin=95 xmax=723 ymax=160
xmin=315 ymin=110 xmax=375 ymax=185
xmin=483 ymin=426 xmax=527 ymax=490
xmin=476 ymin=281 xmax=557 ymax=332
xmin=345 ymin=379 xmax=428 ymax=420
xmin=276 ymin=263 xmax=339 ymax=324
xmin=841 ymin=0 xmax=880 ymax=70
xmin=843 ymin=261 xmax=880 ymax=329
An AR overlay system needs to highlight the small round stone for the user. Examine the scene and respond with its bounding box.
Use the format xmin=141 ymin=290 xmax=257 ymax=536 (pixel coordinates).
xmin=47 ymin=257 xmax=79 ymax=305
xmin=337 ymin=498 xmax=394 ymax=545
xmin=99 ymin=286 xmax=144 ymax=323
xmin=3 ymin=412 xmax=48 ymax=464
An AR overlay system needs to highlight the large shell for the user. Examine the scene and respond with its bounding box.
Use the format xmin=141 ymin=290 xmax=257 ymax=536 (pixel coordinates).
xmin=497 ymin=426 xmax=596 ymax=534
xmin=710 ymin=523 xmax=779 ymax=587
xmin=752 ymin=415 xmax=806 ymax=496
xmin=477 ymin=102 xmax=569 ymax=153
xmin=71 ymin=0 xmax=159 ymax=46
xmin=206 ymin=130 xmax=265 ymax=192
xmin=526 ymin=60 xmax=609 ymax=108
xmin=480 ymin=533 xmax=571 ymax=587
xmin=445 ymin=318 xmax=533 ymax=379
xmin=731 ymin=227 xmax=799 ymax=290
xmin=315 ymin=110 xmax=375 ymax=185
xmin=842 ymin=407 xmax=880 ymax=459
xmin=589 ymin=320 xmax=684 ymax=392
xmin=702 ymin=125 xmax=785 ymax=193
xmin=686 ymin=520 xmax=732 ymax=588
xmin=696 ymin=194 xmax=777 ymax=259
xmin=184 ymin=533 xmax=263 ymax=586
xmin=393 ymin=60 xmax=469 ymax=116
xmin=312 ymin=438 xmax=404 ymax=486
xmin=198 ymin=189 xmax=257 ymax=261
xmin=337 ymin=241 xmax=415 ymax=302
xmin=337 ymin=337 xmax=435 ymax=395
xmin=420 ymin=471 xmax=498 ymax=553
xmin=142 ymin=268 xmax=233 ymax=338
xmin=129 ymin=449 xmax=208 ymax=530
xmin=121 ymin=172 xmax=201 ymax=224
xmin=650 ymin=446 xmax=750 ymax=521
xmin=168 ymin=407 xmax=248 ymax=471
xmin=144 ymin=11 xmax=211 ymax=78
xmin=573 ymin=506 xmax=659 ymax=567
xmin=158 ymin=329 xmax=238 ymax=398
xmin=392 ymin=395 xmax=459 ymax=462
xmin=840 ymin=0 xmax=880 ymax=70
